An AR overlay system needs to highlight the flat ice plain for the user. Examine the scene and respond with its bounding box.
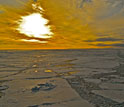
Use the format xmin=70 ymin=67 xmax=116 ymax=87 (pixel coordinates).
xmin=0 ymin=49 xmax=124 ymax=107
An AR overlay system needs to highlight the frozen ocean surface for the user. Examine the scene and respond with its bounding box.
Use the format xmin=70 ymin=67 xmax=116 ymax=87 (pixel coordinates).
xmin=0 ymin=49 xmax=124 ymax=107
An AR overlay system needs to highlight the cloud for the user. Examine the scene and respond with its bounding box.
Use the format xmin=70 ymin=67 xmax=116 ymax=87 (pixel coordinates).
xmin=0 ymin=0 xmax=28 ymax=6
xmin=112 ymin=43 xmax=124 ymax=47
xmin=85 ymin=37 xmax=122 ymax=42
xmin=96 ymin=38 xmax=122 ymax=42
xmin=78 ymin=0 xmax=92 ymax=8
xmin=96 ymin=43 xmax=124 ymax=47
xmin=0 ymin=10 xmax=4 ymax=14
xmin=96 ymin=43 xmax=110 ymax=47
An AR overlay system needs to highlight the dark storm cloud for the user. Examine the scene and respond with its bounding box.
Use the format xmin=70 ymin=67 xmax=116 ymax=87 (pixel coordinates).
xmin=85 ymin=37 xmax=122 ymax=42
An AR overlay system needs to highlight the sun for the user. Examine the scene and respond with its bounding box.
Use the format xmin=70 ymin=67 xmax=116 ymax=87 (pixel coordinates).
xmin=17 ymin=13 xmax=53 ymax=39
xmin=16 ymin=2 xmax=54 ymax=43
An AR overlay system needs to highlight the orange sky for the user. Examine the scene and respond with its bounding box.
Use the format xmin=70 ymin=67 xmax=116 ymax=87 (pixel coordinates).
xmin=0 ymin=0 xmax=124 ymax=49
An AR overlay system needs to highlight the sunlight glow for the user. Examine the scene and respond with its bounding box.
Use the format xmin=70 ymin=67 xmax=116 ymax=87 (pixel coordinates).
xmin=32 ymin=3 xmax=44 ymax=12
xmin=21 ymin=39 xmax=48 ymax=43
xmin=17 ymin=13 xmax=53 ymax=39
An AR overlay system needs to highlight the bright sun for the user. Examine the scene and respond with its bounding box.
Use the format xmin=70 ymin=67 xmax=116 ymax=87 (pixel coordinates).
xmin=17 ymin=13 xmax=53 ymax=39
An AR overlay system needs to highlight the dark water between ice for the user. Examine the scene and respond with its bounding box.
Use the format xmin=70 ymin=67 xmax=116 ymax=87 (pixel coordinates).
xmin=0 ymin=49 xmax=124 ymax=107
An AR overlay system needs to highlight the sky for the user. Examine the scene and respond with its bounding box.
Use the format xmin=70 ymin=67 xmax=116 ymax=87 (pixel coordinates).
xmin=0 ymin=0 xmax=124 ymax=49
